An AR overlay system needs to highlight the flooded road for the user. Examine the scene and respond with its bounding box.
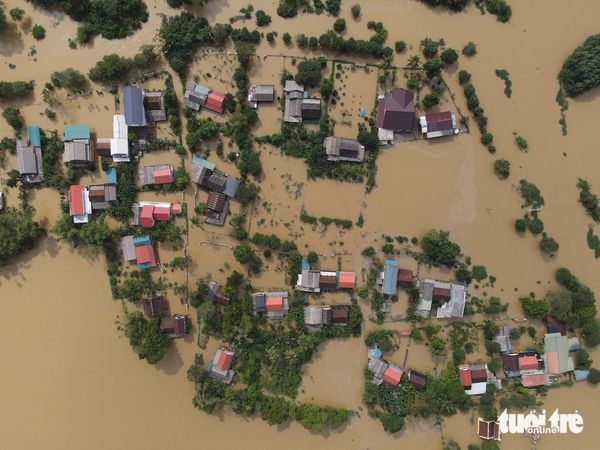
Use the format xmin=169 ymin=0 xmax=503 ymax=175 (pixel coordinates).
xmin=2 ymin=0 xmax=600 ymax=449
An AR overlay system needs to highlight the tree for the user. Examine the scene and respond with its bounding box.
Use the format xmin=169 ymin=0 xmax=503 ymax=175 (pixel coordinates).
xmin=582 ymin=320 xmax=600 ymax=347
xmin=10 ymin=8 xmax=25 ymax=21
xmin=422 ymin=92 xmax=440 ymax=109
xmin=255 ymin=10 xmax=271 ymax=27
xmin=277 ymin=0 xmax=298 ymax=18
xmin=282 ymin=32 xmax=292 ymax=45
xmin=420 ymin=229 xmax=461 ymax=266
xmin=122 ymin=311 xmax=171 ymax=364
xmin=79 ymin=215 xmax=113 ymax=253
xmin=0 ymin=206 xmax=43 ymax=266
xmin=588 ymin=368 xmax=600 ymax=384
xmin=88 ymin=54 xmax=132 ymax=83
xmin=51 ymin=68 xmax=87 ymax=91
xmin=307 ymin=251 xmax=318 ymax=265
xmin=233 ymin=244 xmax=253 ymax=264
xmin=515 ymin=218 xmax=527 ymax=232
xmin=440 ymin=48 xmax=458 ymax=65
xmin=423 ymin=58 xmax=443 ymax=79
xmin=548 ymin=289 xmax=572 ymax=322
xmin=325 ymin=0 xmax=341 ymax=16
xmin=32 ymin=24 xmax=46 ymax=40
xmin=520 ymin=296 xmax=549 ymax=320
xmin=420 ymin=38 xmax=439 ymax=59
xmin=2 ymin=106 xmax=23 ymax=131
xmin=351 ymin=4 xmax=361 ymax=19
xmin=494 ymin=159 xmax=510 ymax=179
xmin=486 ymin=0 xmax=512 ymax=23
xmin=320 ymin=78 xmax=333 ymax=100
xmin=395 ymin=41 xmax=406 ymax=53
xmin=0 ymin=81 xmax=34 ymax=99
xmin=576 ymin=348 xmax=592 ymax=370
xmin=458 ymin=70 xmax=471 ymax=84
xmin=86 ymin=0 xmax=149 ymax=40
xmin=462 ymin=41 xmax=477 ymax=56
xmin=555 ymin=267 xmax=580 ymax=292
xmin=295 ymin=57 xmax=327 ymax=88
xmin=481 ymin=133 xmax=494 ymax=145
xmin=333 ymin=18 xmax=346 ymax=33
xmin=380 ymin=413 xmax=404 ymax=433
xmin=540 ymin=233 xmax=559 ymax=255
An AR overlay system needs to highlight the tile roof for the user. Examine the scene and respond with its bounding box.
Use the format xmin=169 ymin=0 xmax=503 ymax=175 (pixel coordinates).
xmin=383 ymin=366 xmax=402 ymax=386
xmin=69 ymin=185 xmax=85 ymax=216
xmin=382 ymin=259 xmax=399 ymax=295
xmin=338 ymin=271 xmax=355 ymax=289
xmin=266 ymin=296 xmax=284 ymax=312
xmin=518 ymin=355 xmax=539 ymax=371
xmin=376 ymin=88 xmax=417 ymax=131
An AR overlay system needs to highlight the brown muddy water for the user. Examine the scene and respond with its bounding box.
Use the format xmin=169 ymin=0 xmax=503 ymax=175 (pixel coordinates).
xmin=2 ymin=0 xmax=600 ymax=449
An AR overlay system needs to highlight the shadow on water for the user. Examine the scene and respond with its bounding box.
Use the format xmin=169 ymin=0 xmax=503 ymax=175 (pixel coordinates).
xmin=0 ymin=23 xmax=24 ymax=58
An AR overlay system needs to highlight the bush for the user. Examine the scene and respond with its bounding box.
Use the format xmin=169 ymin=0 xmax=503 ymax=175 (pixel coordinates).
xmin=515 ymin=218 xmax=527 ymax=232
xmin=472 ymin=265 xmax=487 ymax=282
xmin=481 ymin=133 xmax=494 ymax=145
xmin=351 ymin=4 xmax=361 ymax=19
xmin=422 ymin=92 xmax=440 ymax=109
xmin=255 ymin=10 xmax=271 ymax=27
xmin=458 ymin=70 xmax=471 ymax=85
xmin=32 ymin=24 xmax=46 ymax=40
xmin=424 ymin=58 xmax=443 ymax=79
xmin=462 ymin=41 xmax=477 ymax=56
xmin=588 ymin=368 xmax=600 ymax=384
xmin=0 ymin=81 xmax=34 ymax=99
xmin=514 ymin=134 xmax=528 ymax=151
xmin=486 ymin=0 xmax=512 ymax=23
xmin=0 ymin=206 xmax=44 ymax=266
xmin=10 ymin=8 xmax=25 ymax=21
xmin=283 ymin=32 xmax=292 ymax=44
xmin=2 ymin=106 xmax=23 ymax=131
xmin=520 ymin=296 xmax=549 ymax=320
xmin=494 ymin=159 xmax=510 ymax=179
xmin=51 ymin=68 xmax=87 ymax=91
xmin=540 ymin=233 xmax=559 ymax=255
xmin=277 ymin=0 xmax=298 ymax=18
xmin=395 ymin=41 xmax=406 ymax=53
xmin=333 ymin=18 xmax=346 ymax=33
xmin=555 ymin=267 xmax=580 ymax=292
xmin=440 ymin=48 xmax=458 ymax=65
xmin=420 ymin=37 xmax=439 ymax=59
xmin=325 ymin=0 xmax=341 ymax=16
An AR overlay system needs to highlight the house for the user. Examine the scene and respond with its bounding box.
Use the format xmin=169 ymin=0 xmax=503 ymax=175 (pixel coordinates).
xmin=204 ymin=91 xmax=226 ymax=114
xmin=383 ymin=363 xmax=404 ymax=387
xmin=143 ymin=296 xmax=168 ymax=317
xmin=459 ymin=364 xmax=489 ymax=395
xmin=123 ymin=86 xmax=148 ymax=127
xmin=139 ymin=164 xmax=174 ymax=186
xmin=494 ymin=326 xmax=512 ymax=353
xmin=88 ymin=184 xmax=117 ymax=210
xmin=301 ymin=98 xmax=321 ymax=120
xmin=253 ymin=292 xmax=289 ymax=319
xmin=96 ymin=138 xmax=112 ymax=157
xmin=190 ymin=156 xmax=240 ymax=198
xmin=477 ymin=418 xmax=501 ymax=441
xmin=63 ymin=125 xmax=94 ymax=167
xmin=110 ymin=115 xmax=130 ymax=163
xmin=416 ymin=279 xmax=467 ymax=319
xmin=338 ymin=271 xmax=356 ymax=289
xmin=204 ymin=191 xmax=229 ymax=226
xmin=184 ymin=82 xmax=209 ymax=111
xmin=137 ymin=202 xmax=172 ymax=228
xmin=518 ymin=355 xmax=540 ymax=374
xmin=283 ymin=80 xmax=304 ymax=123
xmin=574 ymin=370 xmax=590 ymax=382
xmin=368 ymin=356 xmax=388 ymax=385
xmin=247 ymin=84 xmax=275 ymax=108
xmin=501 ymin=353 xmax=520 ymax=378
xmin=16 ymin=139 xmax=43 ymax=184
xmin=324 ymin=137 xmax=365 ymax=163
xmin=143 ymin=91 xmax=167 ymax=124
xmin=543 ymin=332 xmax=574 ymax=375
xmin=330 ymin=305 xmax=351 ymax=326
xmin=160 ymin=315 xmax=187 ymax=338
xmin=132 ymin=235 xmax=157 ymax=270
xmin=104 ymin=168 xmax=117 ymax=185
xmin=209 ymin=349 xmax=235 ymax=384
xmin=419 ymin=111 xmax=458 ymax=139
xmin=119 ymin=236 xmax=137 ymax=262
xmin=397 ymin=268 xmax=414 ymax=288
xmin=28 ymin=125 xmax=41 ymax=148
xmin=319 ymin=271 xmax=337 ymax=290
xmin=140 ymin=204 xmax=155 ymax=228
xmin=376 ymin=88 xmax=417 ymax=143
xmin=367 ymin=346 xmax=403 ymax=386
xmin=545 ymin=316 xmax=567 ymax=336
xmin=521 ymin=373 xmax=548 ymax=388
xmin=381 ymin=259 xmax=399 ymax=295
xmin=407 ymin=369 xmax=428 ymax=389
xmin=296 ymin=265 xmax=321 ymax=292
xmin=304 ymin=305 xmax=332 ymax=327
xmin=207 ymin=281 xmax=230 ymax=305
xmin=568 ymin=337 xmax=580 ymax=352
xmin=68 ymin=185 xmax=91 ymax=224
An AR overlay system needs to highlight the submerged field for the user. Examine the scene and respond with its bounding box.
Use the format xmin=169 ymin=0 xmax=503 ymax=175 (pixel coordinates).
xmin=1 ymin=0 xmax=600 ymax=449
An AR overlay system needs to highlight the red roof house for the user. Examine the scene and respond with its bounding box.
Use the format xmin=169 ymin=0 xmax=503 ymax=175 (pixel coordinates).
xmin=459 ymin=365 xmax=472 ymax=388
xmin=135 ymin=244 xmax=157 ymax=268
xmin=518 ymin=355 xmax=539 ymax=371
xmin=338 ymin=271 xmax=355 ymax=289
xmin=205 ymin=91 xmax=226 ymax=113
xmin=153 ymin=168 xmax=173 ymax=184
xmin=383 ymin=366 xmax=403 ymax=386
xmin=172 ymin=203 xmax=182 ymax=215
xmin=154 ymin=206 xmax=171 ymax=222
xmin=216 ymin=351 xmax=234 ymax=371
xmin=140 ymin=204 xmax=155 ymax=228
xmin=69 ymin=185 xmax=85 ymax=216
xmin=521 ymin=373 xmax=547 ymax=388
xmin=265 ymin=296 xmax=284 ymax=312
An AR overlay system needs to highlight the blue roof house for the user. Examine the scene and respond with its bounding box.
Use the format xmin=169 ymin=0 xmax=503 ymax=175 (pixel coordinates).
xmin=27 ymin=126 xmax=42 ymax=148
xmin=64 ymin=125 xmax=91 ymax=141
xmin=124 ymin=86 xmax=148 ymax=127
xmin=382 ymin=259 xmax=399 ymax=295
xmin=104 ymin=167 xmax=117 ymax=185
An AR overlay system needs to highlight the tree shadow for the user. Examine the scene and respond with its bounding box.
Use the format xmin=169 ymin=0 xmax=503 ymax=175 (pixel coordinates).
xmin=155 ymin=340 xmax=184 ymax=375
xmin=0 ymin=23 xmax=24 ymax=57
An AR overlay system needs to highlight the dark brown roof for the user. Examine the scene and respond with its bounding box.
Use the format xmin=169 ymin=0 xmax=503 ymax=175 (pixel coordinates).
xmin=376 ymin=88 xmax=417 ymax=131
xmin=470 ymin=367 xmax=488 ymax=383
xmin=144 ymin=95 xmax=163 ymax=110
xmin=206 ymin=191 xmax=226 ymax=212
xmin=545 ymin=316 xmax=567 ymax=336
xmin=408 ymin=370 xmax=427 ymax=389
xmin=319 ymin=274 xmax=337 ymax=289
xmin=397 ymin=269 xmax=413 ymax=284
xmin=143 ymin=296 xmax=168 ymax=317
xmin=501 ymin=353 xmax=519 ymax=372
xmin=424 ymin=112 xmax=454 ymax=133
xmin=160 ymin=316 xmax=187 ymax=337
xmin=478 ymin=420 xmax=500 ymax=440
xmin=433 ymin=287 xmax=451 ymax=300
xmin=331 ymin=305 xmax=351 ymax=324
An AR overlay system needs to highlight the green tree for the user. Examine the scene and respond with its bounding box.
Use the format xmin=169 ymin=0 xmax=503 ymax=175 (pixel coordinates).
xmin=351 ymin=4 xmax=361 ymax=19
xmin=395 ymin=41 xmax=407 ymax=53
xmin=588 ymin=368 xmax=600 ymax=384
xmin=515 ymin=218 xmax=527 ymax=232
xmin=295 ymin=57 xmax=327 ymax=88
xmin=88 ymin=54 xmax=132 ymax=83
xmin=420 ymin=229 xmax=462 ymax=266
xmin=122 ymin=311 xmax=171 ymax=364
xmin=520 ymin=296 xmax=549 ymax=320
xmin=422 ymin=92 xmax=440 ymax=109
xmin=10 ymin=8 xmax=25 ymax=21
xmin=32 ymin=24 xmax=46 ymax=40
xmin=282 ymin=32 xmax=292 ymax=44
xmin=576 ymin=348 xmax=592 ymax=370
xmin=2 ymin=106 xmax=23 ymax=131
xmin=0 ymin=206 xmax=44 ymax=266
xmin=51 ymin=68 xmax=87 ymax=91
xmin=440 ymin=48 xmax=458 ymax=65
xmin=320 ymin=78 xmax=334 ymax=100
xmin=255 ymin=10 xmax=271 ymax=27
xmin=494 ymin=159 xmax=510 ymax=179
xmin=333 ymin=18 xmax=346 ymax=33
xmin=462 ymin=41 xmax=477 ymax=56
xmin=540 ymin=233 xmax=559 ymax=255
xmin=0 ymin=81 xmax=34 ymax=99
xmin=420 ymin=37 xmax=439 ymax=59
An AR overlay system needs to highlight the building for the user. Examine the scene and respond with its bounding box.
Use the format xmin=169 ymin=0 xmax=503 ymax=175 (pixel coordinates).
xmin=143 ymin=91 xmax=167 ymax=124
xmin=88 ymin=184 xmax=117 ymax=210
xmin=367 ymin=346 xmax=404 ymax=387
xmin=283 ymin=80 xmax=304 ymax=123
xmin=383 ymin=364 xmax=404 ymax=387
xmin=139 ymin=164 xmax=174 ymax=186
xmin=319 ymin=271 xmax=338 ymax=290
xmin=338 ymin=271 xmax=356 ymax=289
xmin=494 ymin=326 xmax=512 ymax=353
xmin=381 ymin=259 xmax=399 ymax=295
xmin=207 ymin=281 xmax=230 ymax=305
xmin=209 ymin=349 xmax=235 ymax=384
xmin=301 ymin=98 xmax=321 ymax=120
xmin=143 ymin=296 xmax=168 ymax=317
xmin=477 ymin=418 xmax=501 ymax=441
xmin=132 ymin=235 xmax=157 ymax=270
xmin=518 ymin=355 xmax=540 ymax=374
xmin=191 ymin=156 xmax=240 ymax=198
xmin=574 ymin=370 xmax=590 ymax=382
xmin=304 ymin=305 xmax=332 ymax=327
xmin=376 ymin=88 xmax=417 ymax=143
xmin=110 ymin=115 xmax=130 ymax=163
xmin=119 ymin=236 xmax=137 ymax=263
xmin=416 ymin=279 xmax=467 ymax=319
xmin=545 ymin=316 xmax=567 ymax=336
xmin=324 ymin=137 xmax=365 ymax=163
xmin=136 ymin=202 xmax=172 ymax=228
xmin=253 ymin=292 xmax=289 ymax=320
xmin=69 ymin=185 xmax=91 ymax=224
xmin=521 ymin=373 xmax=548 ymax=388
xmin=204 ymin=91 xmax=226 ymax=114
xmin=204 ymin=191 xmax=229 ymax=226
xmin=500 ymin=353 xmax=520 ymax=378
xmin=184 ymin=82 xmax=209 ymax=111
xmin=459 ymin=364 xmax=489 ymax=395
xmin=96 ymin=138 xmax=111 ymax=157
xmin=543 ymin=332 xmax=574 ymax=375
xmin=330 ymin=305 xmax=351 ymax=326
xmin=247 ymin=84 xmax=275 ymax=108
xmin=419 ymin=111 xmax=458 ymax=139
xmin=63 ymin=125 xmax=94 ymax=167
xmin=160 ymin=315 xmax=187 ymax=338
xmin=397 ymin=268 xmax=414 ymax=288
xmin=296 ymin=266 xmax=321 ymax=292
xmin=123 ymin=86 xmax=148 ymax=127
xmin=16 ymin=139 xmax=43 ymax=184
xmin=407 ymin=369 xmax=428 ymax=390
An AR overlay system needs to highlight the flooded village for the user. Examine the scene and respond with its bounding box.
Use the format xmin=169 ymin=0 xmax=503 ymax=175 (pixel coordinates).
xmin=1 ymin=1 xmax=600 ymax=449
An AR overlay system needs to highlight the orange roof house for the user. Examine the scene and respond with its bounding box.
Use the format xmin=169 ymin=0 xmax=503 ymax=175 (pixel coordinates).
xmin=205 ymin=91 xmax=226 ymax=113
xmin=265 ymin=296 xmax=284 ymax=312
xmin=338 ymin=271 xmax=356 ymax=289
xmin=135 ymin=244 xmax=157 ymax=268
xmin=69 ymin=185 xmax=85 ymax=216
xmin=216 ymin=351 xmax=234 ymax=371
xmin=153 ymin=206 xmax=171 ymax=222
xmin=521 ymin=373 xmax=547 ymax=388
xmin=140 ymin=204 xmax=155 ymax=228
xmin=153 ymin=168 xmax=173 ymax=184
xmin=459 ymin=365 xmax=472 ymax=388
xmin=518 ymin=355 xmax=539 ymax=371
xmin=383 ymin=366 xmax=403 ymax=386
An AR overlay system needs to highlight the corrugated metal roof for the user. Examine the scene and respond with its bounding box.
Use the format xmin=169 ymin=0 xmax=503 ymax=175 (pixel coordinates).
xmin=382 ymin=260 xmax=399 ymax=295
xmin=64 ymin=125 xmax=90 ymax=141
xmin=104 ymin=168 xmax=117 ymax=184
xmin=27 ymin=125 xmax=41 ymax=147
xmin=124 ymin=86 xmax=147 ymax=127
xmin=192 ymin=156 xmax=216 ymax=171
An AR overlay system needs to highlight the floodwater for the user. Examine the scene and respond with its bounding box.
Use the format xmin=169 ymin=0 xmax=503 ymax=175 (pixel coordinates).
xmin=2 ymin=0 xmax=600 ymax=449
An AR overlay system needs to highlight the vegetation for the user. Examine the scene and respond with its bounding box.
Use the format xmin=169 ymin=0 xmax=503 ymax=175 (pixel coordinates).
xmin=440 ymin=48 xmax=459 ymax=65
xmin=540 ymin=233 xmax=559 ymax=255
xmin=422 ymin=92 xmax=440 ymax=109
xmin=462 ymin=41 xmax=477 ymax=56
xmin=295 ymin=57 xmax=327 ymax=88
xmin=576 ymin=179 xmax=600 ymax=221
xmin=9 ymin=8 xmax=25 ymax=21
xmin=119 ymin=310 xmax=171 ymax=364
xmin=520 ymin=296 xmax=549 ymax=320
xmin=0 ymin=205 xmax=44 ymax=266
xmin=589 ymin=368 xmax=600 ymax=384
xmin=32 ymin=24 xmax=46 ymax=40
xmin=518 ymin=179 xmax=544 ymax=209
xmin=558 ymin=34 xmax=600 ymax=97
xmin=514 ymin=133 xmax=528 ymax=151
xmin=420 ymin=229 xmax=462 ymax=266
xmin=587 ymin=227 xmax=600 ymax=259
xmin=461 ymin=72 xmax=494 ymax=150
xmin=51 ymin=68 xmax=87 ymax=91
xmin=418 ymin=0 xmax=470 ymax=12
xmin=485 ymin=0 xmax=512 ymax=23
xmin=255 ymin=10 xmax=271 ymax=27
xmin=88 ymin=46 xmax=158 ymax=84
xmin=493 ymin=159 xmax=510 ymax=179
xmin=107 ymin=163 xmax=138 ymax=222
xmin=395 ymin=41 xmax=407 ymax=53
xmin=2 ymin=106 xmax=23 ymax=131
xmin=495 ymin=69 xmax=512 ymax=98
xmin=333 ymin=18 xmax=346 ymax=33
xmin=351 ymin=4 xmax=361 ymax=18
xmin=0 ymin=81 xmax=34 ymax=100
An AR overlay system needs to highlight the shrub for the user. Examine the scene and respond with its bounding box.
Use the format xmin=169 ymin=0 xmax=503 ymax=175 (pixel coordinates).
xmin=494 ymin=159 xmax=510 ymax=179
xmin=2 ymin=106 xmax=23 ymax=131
xmin=351 ymin=4 xmax=361 ymax=19
xmin=283 ymin=32 xmax=292 ymax=44
xmin=395 ymin=41 xmax=407 ymax=53
xmin=458 ymin=70 xmax=472 ymax=84
xmin=420 ymin=229 xmax=461 ymax=266
xmin=515 ymin=218 xmax=527 ymax=232
xmin=472 ymin=265 xmax=488 ymax=282
xmin=440 ymin=48 xmax=458 ymax=65
xmin=32 ymin=24 xmax=46 ymax=40
xmin=588 ymin=368 xmax=600 ymax=384
xmin=481 ymin=133 xmax=494 ymax=145
xmin=10 ymin=8 xmax=25 ymax=21
xmin=514 ymin=134 xmax=528 ymax=151
xmin=540 ymin=233 xmax=559 ymax=255
xmin=555 ymin=267 xmax=580 ymax=292
xmin=462 ymin=41 xmax=477 ymax=56
xmin=255 ymin=10 xmax=271 ymax=27
xmin=420 ymin=37 xmax=439 ymax=59
xmin=51 ymin=68 xmax=87 ymax=91
xmin=0 ymin=81 xmax=34 ymax=99
xmin=520 ymin=296 xmax=549 ymax=320
xmin=486 ymin=0 xmax=512 ymax=23
xmin=422 ymin=92 xmax=440 ymax=109
xmin=325 ymin=0 xmax=341 ymax=16
xmin=333 ymin=18 xmax=346 ymax=33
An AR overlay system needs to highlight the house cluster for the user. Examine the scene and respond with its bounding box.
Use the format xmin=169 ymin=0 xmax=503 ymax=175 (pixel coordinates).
xmin=496 ymin=321 xmax=579 ymax=389
xmin=283 ymin=80 xmax=321 ymax=123
xmin=376 ymin=87 xmax=459 ymax=144
xmin=142 ymin=295 xmax=188 ymax=339
xmin=191 ymin=156 xmax=240 ymax=227
xmin=119 ymin=235 xmax=158 ymax=270
xmin=131 ymin=201 xmax=182 ymax=228
xmin=416 ymin=279 xmax=467 ymax=319
xmin=67 ymin=168 xmax=118 ymax=224
xmin=252 ymin=291 xmax=290 ymax=320
xmin=304 ymin=304 xmax=351 ymax=328
xmin=367 ymin=346 xmax=427 ymax=390
xmin=184 ymin=81 xmax=226 ymax=114
xmin=16 ymin=126 xmax=43 ymax=184
xmin=296 ymin=259 xmax=356 ymax=292
xmin=458 ymin=363 xmax=501 ymax=395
